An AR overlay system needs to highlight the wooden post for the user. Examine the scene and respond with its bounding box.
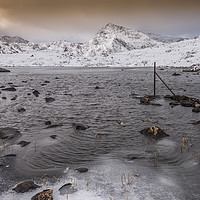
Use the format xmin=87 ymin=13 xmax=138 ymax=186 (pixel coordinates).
xmin=154 ymin=62 xmax=156 ymax=96
xmin=155 ymin=72 xmax=176 ymax=96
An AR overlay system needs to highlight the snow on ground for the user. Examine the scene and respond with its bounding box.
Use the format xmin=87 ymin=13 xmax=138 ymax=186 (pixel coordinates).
xmin=0 ymin=36 xmax=200 ymax=68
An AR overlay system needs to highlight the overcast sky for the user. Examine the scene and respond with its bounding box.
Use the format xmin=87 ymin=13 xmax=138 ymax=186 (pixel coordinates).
xmin=0 ymin=0 xmax=200 ymax=42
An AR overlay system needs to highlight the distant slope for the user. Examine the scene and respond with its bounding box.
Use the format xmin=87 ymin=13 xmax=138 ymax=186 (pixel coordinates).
xmin=145 ymin=32 xmax=186 ymax=43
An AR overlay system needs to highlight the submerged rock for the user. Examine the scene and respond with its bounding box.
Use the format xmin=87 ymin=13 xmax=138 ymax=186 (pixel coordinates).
xmin=3 ymin=154 xmax=16 ymax=158
xmin=0 ymin=67 xmax=10 ymax=72
xmin=169 ymin=101 xmax=180 ymax=107
xmin=0 ymin=127 xmax=21 ymax=141
xmin=172 ymin=72 xmax=181 ymax=76
xmin=191 ymin=121 xmax=200 ymax=125
xmin=75 ymin=167 xmax=88 ymax=173
xmin=18 ymin=108 xmax=26 ymax=113
xmin=72 ymin=123 xmax=88 ymax=130
xmin=13 ymin=180 xmax=40 ymax=193
xmin=18 ymin=141 xmax=31 ymax=147
xmin=50 ymin=135 xmax=57 ymax=139
xmin=33 ymin=90 xmax=40 ymax=97
xmin=11 ymin=95 xmax=18 ymax=100
xmin=2 ymin=87 xmax=16 ymax=91
xmin=59 ymin=183 xmax=77 ymax=195
xmin=45 ymin=97 xmax=55 ymax=103
xmin=45 ymin=121 xmax=52 ymax=126
xmin=45 ymin=124 xmax=63 ymax=129
xmin=31 ymin=189 xmax=53 ymax=200
xmin=140 ymin=126 xmax=169 ymax=140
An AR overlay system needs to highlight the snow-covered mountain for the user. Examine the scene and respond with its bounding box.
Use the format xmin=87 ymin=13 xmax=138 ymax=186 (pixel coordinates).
xmin=0 ymin=23 xmax=200 ymax=67
xmin=82 ymin=23 xmax=159 ymax=56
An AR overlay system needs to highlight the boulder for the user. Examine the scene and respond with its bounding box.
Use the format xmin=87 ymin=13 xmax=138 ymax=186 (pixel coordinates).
xmin=192 ymin=107 xmax=200 ymax=113
xmin=59 ymin=183 xmax=77 ymax=195
xmin=72 ymin=123 xmax=88 ymax=130
xmin=140 ymin=126 xmax=169 ymax=140
xmin=140 ymin=97 xmax=150 ymax=104
xmin=169 ymin=101 xmax=180 ymax=106
xmin=180 ymin=100 xmax=195 ymax=107
xmin=75 ymin=167 xmax=88 ymax=173
xmin=31 ymin=189 xmax=53 ymax=200
xmin=12 ymin=180 xmax=40 ymax=193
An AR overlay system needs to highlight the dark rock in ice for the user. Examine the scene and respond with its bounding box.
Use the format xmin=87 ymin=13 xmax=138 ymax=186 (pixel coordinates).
xmin=2 ymin=87 xmax=16 ymax=91
xmin=0 ymin=127 xmax=21 ymax=141
xmin=172 ymin=72 xmax=181 ymax=76
xmin=192 ymin=107 xmax=200 ymax=113
xmin=59 ymin=183 xmax=77 ymax=195
xmin=45 ymin=97 xmax=55 ymax=103
xmin=45 ymin=121 xmax=52 ymax=126
xmin=2 ymin=97 xmax=7 ymax=100
xmin=31 ymin=189 xmax=53 ymax=200
xmin=46 ymin=124 xmax=63 ymax=129
xmin=33 ymin=90 xmax=40 ymax=97
xmin=180 ymin=100 xmax=195 ymax=107
xmin=0 ymin=86 xmax=5 ymax=88
xmin=151 ymin=103 xmax=162 ymax=106
xmin=12 ymin=180 xmax=40 ymax=193
xmin=75 ymin=167 xmax=88 ymax=173
xmin=3 ymin=154 xmax=16 ymax=158
xmin=27 ymin=93 xmax=31 ymax=96
xmin=11 ymin=95 xmax=18 ymax=100
xmin=50 ymin=135 xmax=57 ymax=139
xmin=191 ymin=121 xmax=200 ymax=125
xmin=95 ymin=86 xmax=104 ymax=89
xmin=140 ymin=126 xmax=169 ymax=140
xmin=18 ymin=141 xmax=31 ymax=147
xmin=169 ymin=101 xmax=180 ymax=106
xmin=0 ymin=67 xmax=10 ymax=72
xmin=72 ymin=123 xmax=88 ymax=130
xmin=41 ymin=83 xmax=47 ymax=86
xmin=22 ymin=80 xmax=27 ymax=83
xmin=44 ymin=81 xmax=50 ymax=83
xmin=18 ymin=108 xmax=26 ymax=113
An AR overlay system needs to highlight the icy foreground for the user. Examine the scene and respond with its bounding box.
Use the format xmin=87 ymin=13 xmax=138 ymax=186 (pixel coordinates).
xmin=0 ymin=23 xmax=200 ymax=67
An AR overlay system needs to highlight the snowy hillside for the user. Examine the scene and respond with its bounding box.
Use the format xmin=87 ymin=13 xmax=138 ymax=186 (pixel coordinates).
xmin=0 ymin=23 xmax=200 ymax=67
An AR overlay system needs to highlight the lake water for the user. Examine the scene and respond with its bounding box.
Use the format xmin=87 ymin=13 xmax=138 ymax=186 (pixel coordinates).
xmin=0 ymin=66 xmax=200 ymax=200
